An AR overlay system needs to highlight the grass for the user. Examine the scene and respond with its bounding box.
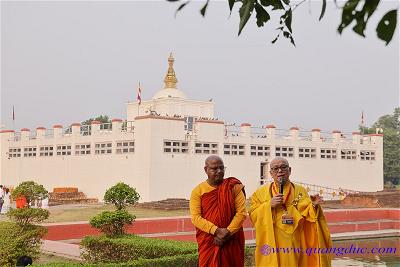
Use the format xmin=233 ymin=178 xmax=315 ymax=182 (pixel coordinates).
xmin=45 ymin=204 xmax=190 ymax=223
xmin=35 ymin=253 xmax=80 ymax=264
xmin=0 ymin=204 xmax=189 ymax=223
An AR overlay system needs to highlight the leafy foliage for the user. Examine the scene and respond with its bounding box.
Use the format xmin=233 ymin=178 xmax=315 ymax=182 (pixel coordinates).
xmin=104 ymin=182 xmax=140 ymax=210
xmin=7 ymin=207 xmax=50 ymax=228
xmin=89 ymin=210 xmax=135 ymax=237
xmin=81 ymin=235 xmax=198 ymax=263
xmin=32 ymin=254 xmax=198 ymax=266
xmin=81 ymin=115 xmax=111 ymax=125
xmin=168 ymin=0 xmax=398 ymax=45
xmin=0 ymin=222 xmax=47 ymax=266
xmin=360 ymin=108 xmax=400 ymax=185
xmin=11 ymin=181 xmax=48 ymax=206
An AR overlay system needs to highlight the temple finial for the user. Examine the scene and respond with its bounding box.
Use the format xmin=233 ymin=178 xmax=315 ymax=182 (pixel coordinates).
xmin=164 ymin=52 xmax=178 ymax=88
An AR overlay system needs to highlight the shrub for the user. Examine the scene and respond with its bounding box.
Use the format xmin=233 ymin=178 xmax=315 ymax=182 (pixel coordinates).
xmin=103 ymin=182 xmax=140 ymax=210
xmin=11 ymin=181 xmax=48 ymax=206
xmin=81 ymin=235 xmax=197 ymax=263
xmin=0 ymin=221 xmax=47 ymax=266
xmin=89 ymin=210 xmax=135 ymax=237
xmin=7 ymin=207 xmax=49 ymax=228
xmin=32 ymin=253 xmax=198 ymax=266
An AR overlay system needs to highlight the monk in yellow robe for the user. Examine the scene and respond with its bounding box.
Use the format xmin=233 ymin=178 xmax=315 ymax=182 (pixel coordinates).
xmin=249 ymin=157 xmax=332 ymax=267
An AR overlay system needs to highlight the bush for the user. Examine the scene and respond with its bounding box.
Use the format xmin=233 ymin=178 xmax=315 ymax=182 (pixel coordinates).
xmin=81 ymin=235 xmax=197 ymax=263
xmin=0 ymin=221 xmax=47 ymax=266
xmin=7 ymin=207 xmax=50 ymax=228
xmin=32 ymin=254 xmax=198 ymax=267
xmin=104 ymin=182 xmax=140 ymax=210
xmin=89 ymin=210 xmax=135 ymax=237
xmin=11 ymin=181 xmax=48 ymax=206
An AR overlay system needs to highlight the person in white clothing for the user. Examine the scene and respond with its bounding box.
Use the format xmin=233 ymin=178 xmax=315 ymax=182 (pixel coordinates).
xmin=1 ymin=188 xmax=11 ymax=214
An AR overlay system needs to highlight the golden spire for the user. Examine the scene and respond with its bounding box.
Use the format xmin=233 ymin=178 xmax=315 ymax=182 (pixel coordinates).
xmin=164 ymin=52 xmax=178 ymax=88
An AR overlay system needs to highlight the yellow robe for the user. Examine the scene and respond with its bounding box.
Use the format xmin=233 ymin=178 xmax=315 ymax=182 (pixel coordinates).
xmin=249 ymin=182 xmax=332 ymax=267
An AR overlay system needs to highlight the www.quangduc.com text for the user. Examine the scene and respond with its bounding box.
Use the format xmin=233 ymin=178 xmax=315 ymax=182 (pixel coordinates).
xmin=259 ymin=244 xmax=397 ymax=257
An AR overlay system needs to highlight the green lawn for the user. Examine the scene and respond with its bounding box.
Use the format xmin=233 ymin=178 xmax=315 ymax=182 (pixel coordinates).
xmin=46 ymin=204 xmax=190 ymax=223
xmin=35 ymin=253 xmax=81 ymax=264
xmin=0 ymin=204 xmax=190 ymax=223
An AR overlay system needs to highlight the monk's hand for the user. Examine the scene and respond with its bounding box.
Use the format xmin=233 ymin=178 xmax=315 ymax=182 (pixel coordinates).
xmin=310 ymin=194 xmax=324 ymax=207
xmin=213 ymin=236 xmax=224 ymax=246
xmin=215 ymin=228 xmax=230 ymax=241
xmin=270 ymin=193 xmax=284 ymax=208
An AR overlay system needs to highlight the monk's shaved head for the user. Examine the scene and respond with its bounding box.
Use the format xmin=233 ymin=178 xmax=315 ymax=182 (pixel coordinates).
xmin=205 ymin=155 xmax=223 ymax=166
xmin=270 ymin=157 xmax=289 ymax=167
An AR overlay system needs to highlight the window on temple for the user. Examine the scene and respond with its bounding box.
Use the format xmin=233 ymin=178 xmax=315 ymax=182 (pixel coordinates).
xmin=275 ymin=146 xmax=294 ymax=157
xmin=116 ymin=141 xmax=134 ymax=154
xmin=94 ymin=142 xmax=112 ymax=155
xmin=298 ymin=147 xmax=316 ymax=159
xmin=223 ymin=143 xmax=245 ymax=156
xmin=164 ymin=140 xmax=189 ymax=153
xmin=360 ymin=150 xmax=375 ymax=160
xmin=250 ymin=145 xmax=270 ymax=156
xmin=56 ymin=145 xmax=71 ymax=156
xmin=8 ymin=148 xmax=21 ymax=158
xmin=24 ymin=146 xmax=37 ymax=157
xmin=320 ymin=148 xmax=337 ymax=159
xmin=195 ymin=142 xmax=218 ymax=154
xmin=39 ymin=146 xmax=54 ymax=157
xmin=341 ymin=149 xmax=356 ymax=160
xmin=184 ymin=116 xmax=194 ymax=132
xmin=75 ymin=144 xmax=91 ymax=155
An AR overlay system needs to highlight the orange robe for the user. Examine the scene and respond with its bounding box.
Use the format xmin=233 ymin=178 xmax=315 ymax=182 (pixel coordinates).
xmin=195 ymin=177 xmax=245 ymax=267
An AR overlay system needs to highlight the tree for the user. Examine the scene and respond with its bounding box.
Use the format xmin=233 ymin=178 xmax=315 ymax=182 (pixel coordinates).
xmin=360 ymin=108 xmax=400 ymax=186
xmin=104 ymin=182 xmax=140 ymax=210
xmin=81 ymin=115 xmax=111 ymax=125
xmin=168 ymin=0 xmax=397 ymax=46
xmin=11 ymin=181 xmax=48 ymax=207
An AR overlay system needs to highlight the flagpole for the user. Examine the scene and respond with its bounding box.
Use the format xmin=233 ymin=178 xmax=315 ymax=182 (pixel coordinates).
xmin=12 ymin=105 xmax=15 ymax=131
xmin=137 ymin=82 xmax=141 ymax=117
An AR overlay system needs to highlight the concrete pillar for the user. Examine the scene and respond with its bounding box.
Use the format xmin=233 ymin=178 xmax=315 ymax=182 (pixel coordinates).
xmin=112 ymin=119 xmax=123 ymax=133
xmin=312 ymin=128 xmax=321 ymax=141
xmin=266 ymin=125 xmax=276 ymax=139
xmin=53 ymin=125 xmax=63 ymax=138
xmin=240 ymin=123 xmax=251 ymax=137
xmin=21 ymin=128 xmax=30 ymax=141
xmin=352 ymin=132 xmax=361 ymax=144
xmin=71 ymin=123 xmax=81 ymax=136
xmin=91 ymin=120 xmax=101 ymax=135
xmin=332 ymin=130 xmax=341 ymax=143
xmin=36 ymin=127 xmax=46 ymax=139
xmin=290 ymin=127 xmax=299 ymax=140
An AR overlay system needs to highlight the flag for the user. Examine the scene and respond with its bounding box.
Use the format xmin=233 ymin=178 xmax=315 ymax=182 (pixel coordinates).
xmin=12 ymin=105 xmax=15 ymax=121
xmin=361 ymin=111 xmax=364 ymax=126
xmin=137 ymin=82 xmax=142 ymax=105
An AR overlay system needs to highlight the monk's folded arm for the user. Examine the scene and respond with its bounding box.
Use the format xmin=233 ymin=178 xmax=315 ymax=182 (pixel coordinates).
xmin=227 ymin=188 xmax=246 ymax=234
xmin=190 ymin=189 xmax=218 ymax=234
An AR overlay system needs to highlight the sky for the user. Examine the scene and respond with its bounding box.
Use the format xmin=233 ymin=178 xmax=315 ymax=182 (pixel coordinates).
xmin=1 ymin=0 xmax=399 ymax=134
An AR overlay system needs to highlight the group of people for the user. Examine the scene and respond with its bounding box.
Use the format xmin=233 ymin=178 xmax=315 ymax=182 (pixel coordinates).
xmin=190 ymin=155 xmax=332 ymax=267
xmin=0 ymin=185 xmax=11 ymax=214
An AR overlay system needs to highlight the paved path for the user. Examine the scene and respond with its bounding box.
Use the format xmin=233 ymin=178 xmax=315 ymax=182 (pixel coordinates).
xmin=41 ymin=240 xmax=81 ymax=260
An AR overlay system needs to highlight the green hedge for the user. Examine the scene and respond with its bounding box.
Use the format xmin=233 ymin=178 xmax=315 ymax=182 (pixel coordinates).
xmin=81 ymin=235 xmax=198 ymax=263
xmin=32 ymin=253 xmax=198 ymax=267
xmin=0 ymin=221 xmax=46 ymax=266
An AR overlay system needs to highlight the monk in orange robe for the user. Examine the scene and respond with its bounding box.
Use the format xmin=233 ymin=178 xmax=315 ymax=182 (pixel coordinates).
xmin=190 ymin=155 xmax=246 ymax=267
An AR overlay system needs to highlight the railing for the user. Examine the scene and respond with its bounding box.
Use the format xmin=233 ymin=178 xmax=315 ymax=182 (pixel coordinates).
xmin=261 ymin=177 xmax=360 ymax=201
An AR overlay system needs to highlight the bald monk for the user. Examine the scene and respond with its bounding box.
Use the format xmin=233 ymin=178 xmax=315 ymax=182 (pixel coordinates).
xmin=190 ymin=155 xmax=246 ymax=267
xmin=249 ymin=157 xmax=332 ymax=267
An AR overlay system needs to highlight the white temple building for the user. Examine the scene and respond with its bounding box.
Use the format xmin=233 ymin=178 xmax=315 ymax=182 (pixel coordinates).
xmin=0 ymin=54 xmax=383 ymax=202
